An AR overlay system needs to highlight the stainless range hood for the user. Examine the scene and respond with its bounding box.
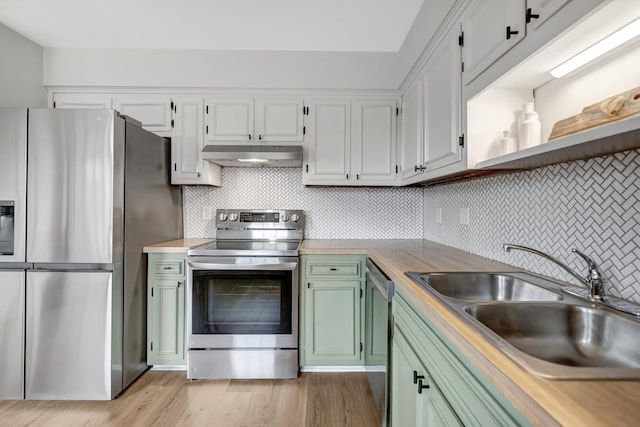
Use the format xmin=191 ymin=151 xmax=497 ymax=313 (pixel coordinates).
xmin=201 ymin=145 xmax=302 ymax=167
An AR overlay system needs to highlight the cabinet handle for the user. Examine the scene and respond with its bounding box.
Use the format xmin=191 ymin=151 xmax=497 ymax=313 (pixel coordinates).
xmin=197 ymin=172 xmax=201 ymax=178
xmin=346 ymin=173 xmax=349 ymax=179
xmin=506 ymin=26 xmax=519 ymax=40
xmin=329 ymin=268 xmax=338 ymax=271
xmin=356 ymin=174 xmax=359 ymax=180
xmin=526 ymin=8 xmax=540 ymax=24
xmin=249 ymin=134 xmax=252 ymax=140
xmin=417 ymin=379 xmax=430 ymax=394
xmin=414 ymin=165 xmax=426 ymax=172
xmin=258 ymin=134 xmax=262 ymax=141
xmin=413 ymin=370 xmax=425 ymax=384
xmin=177 ymin=281 xmax=182 ymax=288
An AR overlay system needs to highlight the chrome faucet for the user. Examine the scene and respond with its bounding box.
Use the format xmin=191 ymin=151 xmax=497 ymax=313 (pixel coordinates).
xmin=503 ymin=243 xmax=605 ymax=300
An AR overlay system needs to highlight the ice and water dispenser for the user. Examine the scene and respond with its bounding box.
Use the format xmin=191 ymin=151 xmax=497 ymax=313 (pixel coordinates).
xmin=0 ymin=201 xmax=15 ymax=255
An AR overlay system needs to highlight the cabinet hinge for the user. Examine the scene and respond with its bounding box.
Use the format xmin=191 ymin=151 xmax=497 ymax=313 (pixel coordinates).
xmin=459 ymin=134 xmax=465 ymax=147
xmin=395 ymin=165 xmax=399 ymax=174
xmin=206 ymin=105 xmax=209 ymax=114
xmin=303 ymin=126 xmax=306 ymax=135
xmin=170 ymin=101 xmax=174 ymax=110
xmin=171 ymin=119 xmax=174 ymax=128
xmin=53 ymin=101 xmax=56 ymax=108
xmin=396 ymin=107 xmax=399 ymax=117
xmin=306 ymin=164 xmax=309 ymax=173
xmin=150 ymin=342 xmax=153 ymax=352
xmin=151 ymin=287 xmax=154 ymax=297
xmin=458 ymin=31 xmax=464 ymax=47
xmin=206 ymin=125 xmax=209 ymax=134
xmin=360 ymin=342 xmax=363 ymax=353
xmin=360 ymin=288 xmax=363 ymax=298
xmin=461 ymin=62 xmax=465 ymax=73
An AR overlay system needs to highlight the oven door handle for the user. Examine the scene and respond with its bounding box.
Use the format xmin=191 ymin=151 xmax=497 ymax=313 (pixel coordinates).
xmin=188 ymin=260 xmax=298 ymax=270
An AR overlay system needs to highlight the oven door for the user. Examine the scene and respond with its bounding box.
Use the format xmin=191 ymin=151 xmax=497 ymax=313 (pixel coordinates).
xmin=187 ymin=257 xmax=298 ymax=350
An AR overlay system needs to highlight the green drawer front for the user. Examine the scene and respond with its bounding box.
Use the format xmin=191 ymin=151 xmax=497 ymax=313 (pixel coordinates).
xmin=306 ymin=262 xmax=360 ymax=277
xmin=154 ymin=260 xmax=184 ymax=275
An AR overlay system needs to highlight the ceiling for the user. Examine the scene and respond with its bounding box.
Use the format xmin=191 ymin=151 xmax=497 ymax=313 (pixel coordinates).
xmin=0 ymin=0 xmax=424 ymax=52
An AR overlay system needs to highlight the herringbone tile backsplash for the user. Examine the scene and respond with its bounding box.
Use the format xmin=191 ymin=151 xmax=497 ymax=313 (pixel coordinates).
xmin=424 ymin=149 xmax=640 ymax=303
xmin=183 ymin=168 xmax=423 ymax=239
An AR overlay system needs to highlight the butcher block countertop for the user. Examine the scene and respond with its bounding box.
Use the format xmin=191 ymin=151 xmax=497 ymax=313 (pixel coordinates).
xmin=301 ymin=239 xmax=640 ymax=427
xmin=143 ymin=238 xmax=213 ymax=253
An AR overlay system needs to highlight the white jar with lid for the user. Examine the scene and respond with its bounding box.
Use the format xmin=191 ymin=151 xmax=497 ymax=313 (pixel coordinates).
xmin=518 ymin=104 xmax=541 ymax=149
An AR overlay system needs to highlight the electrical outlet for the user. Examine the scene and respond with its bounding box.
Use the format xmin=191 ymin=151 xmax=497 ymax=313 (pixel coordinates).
xmin=202 ymin=206 xmax=212 ymax=221
xmin=459 ymin=208 xmax=470 ymax=225
xmin=435 ymin=208 xmax=443 ymax=224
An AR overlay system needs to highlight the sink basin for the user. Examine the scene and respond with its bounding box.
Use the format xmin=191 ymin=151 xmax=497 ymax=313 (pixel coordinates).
xmin=406 ymin=272 xmax=563 ymax=302
xmin=465 ymin=303 xmax=640 ymax=378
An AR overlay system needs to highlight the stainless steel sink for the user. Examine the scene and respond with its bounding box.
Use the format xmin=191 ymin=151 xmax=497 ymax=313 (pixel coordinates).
xmin=405 ymin=272 xmax=563 ymax=302
xmin=464 ymin=303 xmax=640 ymax=379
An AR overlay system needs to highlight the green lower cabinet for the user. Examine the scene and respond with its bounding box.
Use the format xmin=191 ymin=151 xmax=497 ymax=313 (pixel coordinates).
xmin=300 ymin=255 xmax=366 ymax=367
xmin=365 ymin=277 xmax=388 ymax=367
xmin=392 ymin=290 xmax=532 ymax=427
xmin=393 ymin=326 xmax=462 ymax=427
xmin=147 ymin=253 xmax=187 ymax=366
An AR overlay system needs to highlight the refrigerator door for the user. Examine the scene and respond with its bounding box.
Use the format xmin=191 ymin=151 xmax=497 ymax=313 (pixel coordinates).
xmin=25 ymin=270 xmax=121 ymax=400
xmin=0 ymin=270 xmax=25 ymax=399
xmin=26 ymin=109 xmax=125 ymax=264
xmin=0 ymin=109 xmax=27 ymax=263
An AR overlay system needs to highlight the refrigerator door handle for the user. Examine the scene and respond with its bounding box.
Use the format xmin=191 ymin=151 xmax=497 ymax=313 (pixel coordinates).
xmin=32 ymin=263 xmax=114 ymax=272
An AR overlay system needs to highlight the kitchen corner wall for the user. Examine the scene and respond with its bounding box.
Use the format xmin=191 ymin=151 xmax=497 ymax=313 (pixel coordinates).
xmin=424 ymin=149 xmax=640 ymax=303
xmin=184 ymin=167 xmax=423 ymax=239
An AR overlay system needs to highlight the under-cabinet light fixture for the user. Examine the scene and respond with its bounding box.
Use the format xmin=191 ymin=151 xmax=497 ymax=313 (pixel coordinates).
xmin=237 ymin=158 xmax=268 ymax=163
xmin=550 ymin=17 xmax=640 ymax=78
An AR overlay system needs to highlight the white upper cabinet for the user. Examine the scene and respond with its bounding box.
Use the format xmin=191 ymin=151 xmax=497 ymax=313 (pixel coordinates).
xmin=461 ymin=0 xmax=526 ymax=85
xmin=423 ymin=24 xmax=464 ymax=174
xmin=255 ymin=98 xmax=304 ymax=142
xmin=52 ymin=93 xmax=112 ymax=109
xmin=112 ymin=94 xmax=173 ymax=135
xmin=303 ymin=99 xmax=351 ymax=184
xmin=351 ymin=100 xmax=398 ymax=185
xmin=171 ymin=97 xmax=221 ymax=186
xmin=205 ymin=97 xmax=303 ymax=144
xmin=526 ymin=0 xmax=572 ymax=31
xmin=399 ymin=78 xmax=424 ymax=183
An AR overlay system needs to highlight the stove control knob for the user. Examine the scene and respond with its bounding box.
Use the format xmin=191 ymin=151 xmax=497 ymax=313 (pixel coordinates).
xmin=229 ymin=213 xmax=239 ymax=222
xmin=218 ymin=213 xmax=228 ymax=222
xmin=281 ymin=214 xmax=290 ymax=222
xmin=290 ymin=213 xmax=300 ymax=223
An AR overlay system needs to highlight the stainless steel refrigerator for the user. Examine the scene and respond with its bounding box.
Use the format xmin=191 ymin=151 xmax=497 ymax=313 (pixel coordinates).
xmin=0 ymin=108 xmax=182 ymax=400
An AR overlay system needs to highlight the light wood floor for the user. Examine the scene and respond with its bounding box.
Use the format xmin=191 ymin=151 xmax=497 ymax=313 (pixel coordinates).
xmin=0 ymin=371 xmax=382 ymax=427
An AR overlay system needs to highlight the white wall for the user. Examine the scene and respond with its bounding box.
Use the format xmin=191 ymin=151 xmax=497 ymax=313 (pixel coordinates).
xmin=0 ymin=23 xmax=46 ymax=107
xmin=43 ymin=48 xmax=400 ymax=90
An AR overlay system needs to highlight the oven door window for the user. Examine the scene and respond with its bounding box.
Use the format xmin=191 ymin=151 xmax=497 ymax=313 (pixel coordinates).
xmin=192 ymin=270 xmax=292 ymax=335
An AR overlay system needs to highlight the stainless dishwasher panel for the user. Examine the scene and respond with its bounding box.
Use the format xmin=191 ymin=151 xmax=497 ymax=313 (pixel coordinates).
xmin=365 ymin=258 xmax=394 ymax=427
xmin=0 ymin=270 xmax=25 ymax=399
xmin=25 ymin=270 xmax=120 ymax=400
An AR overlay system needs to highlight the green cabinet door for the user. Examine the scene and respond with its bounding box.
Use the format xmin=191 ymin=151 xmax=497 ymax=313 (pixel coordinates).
xmin=300 ymin=254 xmax=366 ymax=367
xmin=147 ymin=253 xmax=186 ymax=366
xmin=392 ymin=324 xmax=462 ymax=427
xmin=365 ymin=277 xmax=387 ymax=367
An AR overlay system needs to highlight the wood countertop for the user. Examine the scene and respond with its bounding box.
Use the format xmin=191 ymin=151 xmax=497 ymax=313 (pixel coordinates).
xmin=143 ymin=238 xmax=213 ymax=253
xmin=301 ymin=239 xmax=640 ymax=427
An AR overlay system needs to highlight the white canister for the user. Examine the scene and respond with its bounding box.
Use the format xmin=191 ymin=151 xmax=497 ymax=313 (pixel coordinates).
xmin=499 ymin=130 xmax=518 ymax=155
xmin=518 ymin=111 xmax=541 ymax=149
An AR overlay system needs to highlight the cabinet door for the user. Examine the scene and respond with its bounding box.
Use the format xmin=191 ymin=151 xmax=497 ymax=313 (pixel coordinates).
xmin=52 ymin=93 xmax=112 ymax=109
xmin=205 ymin=97 xmax=254 ymax=142
xmin=462 ymin=0 xmax=526 ymax=85
xmin=526 ymin=0 xmax=572 ymax=30
xmin=255 ymin=97 xmax=304 ymax=143
xmin=148 ymin=277 xmax=185 ymax=365
xmin=351 ymin=100 xmax=398 ymax=185
xmin=304 ymin=280 xmax=362 ymax=365
xmin=303 ymin=99 xmax=351 ymax=184
xmin=171 ymin=97 xmax=222 ymax=186
xmin=392 ymin=325 xmax=463 ymax=427
xmin=399 ymin=78 xmax=424 ymax=182
xmin=423 ymin=25 xmax=463 ymax=173
xmin=113 ymin=94 xmax=173 ymax=134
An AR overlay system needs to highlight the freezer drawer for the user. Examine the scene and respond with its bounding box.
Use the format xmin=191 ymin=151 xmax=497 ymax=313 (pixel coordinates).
xmin=25 ymin=271 xmax=121 ymax=400
xmin=0 ymin=271 xmax=25 ymax=399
